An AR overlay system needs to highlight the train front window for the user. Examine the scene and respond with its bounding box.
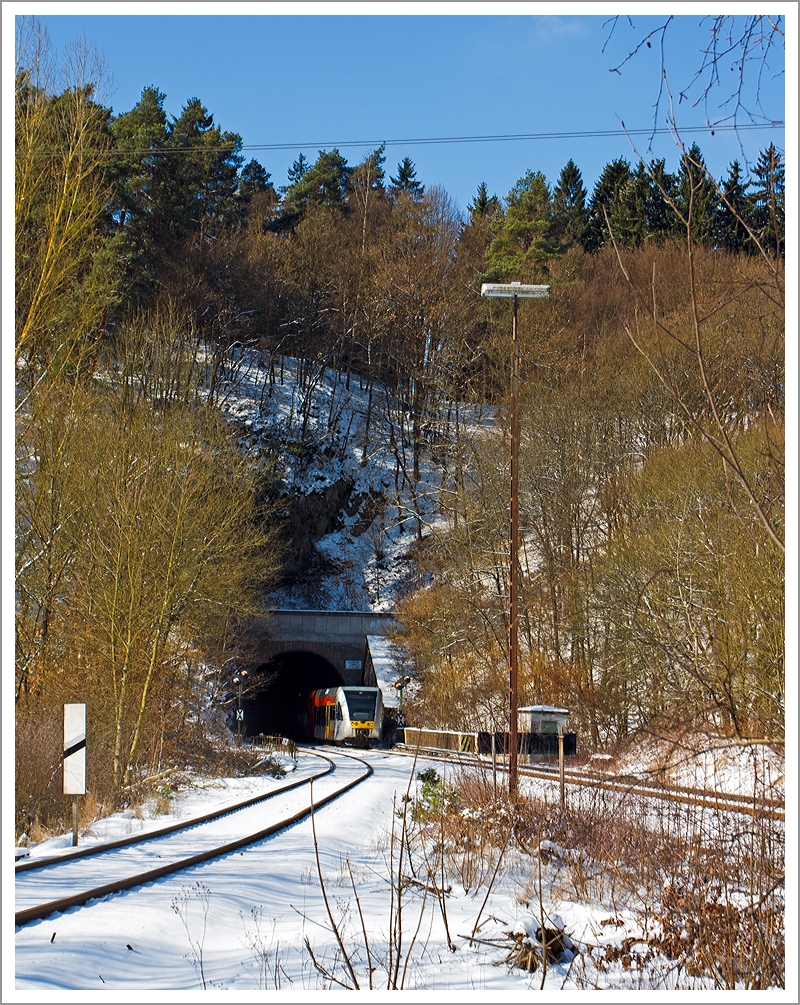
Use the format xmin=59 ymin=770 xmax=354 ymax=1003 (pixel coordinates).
xmin=343 ymin=689 xmax=377 ymax=721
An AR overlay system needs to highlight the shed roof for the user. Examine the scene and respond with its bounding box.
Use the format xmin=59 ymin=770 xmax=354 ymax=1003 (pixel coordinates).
xmin=366 ymin=635 xmax=404 ymax=709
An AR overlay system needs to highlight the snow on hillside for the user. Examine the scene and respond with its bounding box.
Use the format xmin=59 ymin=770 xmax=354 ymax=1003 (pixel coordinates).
xmin=212 ymin=349 xmax=446 ymax=613
xmin=610 ymin=732 xmax=785 ymax=799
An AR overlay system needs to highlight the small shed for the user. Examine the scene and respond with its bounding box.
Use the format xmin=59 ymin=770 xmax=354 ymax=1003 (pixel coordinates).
xmin=519 ymin=705 xmax=570 ymax=735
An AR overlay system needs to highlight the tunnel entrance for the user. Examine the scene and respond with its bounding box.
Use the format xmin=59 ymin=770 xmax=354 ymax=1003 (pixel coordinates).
xmin=242 ymin=651 xmax=345 ymax=739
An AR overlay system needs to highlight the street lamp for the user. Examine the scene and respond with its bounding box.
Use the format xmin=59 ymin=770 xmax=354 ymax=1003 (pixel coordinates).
xmin=480 ymin=281 xmax=550 ymax=800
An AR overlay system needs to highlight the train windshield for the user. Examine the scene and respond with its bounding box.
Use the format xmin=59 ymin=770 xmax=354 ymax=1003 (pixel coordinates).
xmin=342 ymin=689 xmax=377 ymax=721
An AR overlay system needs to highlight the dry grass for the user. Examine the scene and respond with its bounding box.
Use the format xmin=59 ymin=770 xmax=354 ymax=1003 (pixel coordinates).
xmin=405 ymin=764 xmax=784 ymax=990
xmin=15 ymin=705 xmax=284 ymax=844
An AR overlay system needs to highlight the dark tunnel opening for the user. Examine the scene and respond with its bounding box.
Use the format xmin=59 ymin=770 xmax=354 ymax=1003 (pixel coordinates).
xmin=241 ymin=651 xmax=345 ymax=739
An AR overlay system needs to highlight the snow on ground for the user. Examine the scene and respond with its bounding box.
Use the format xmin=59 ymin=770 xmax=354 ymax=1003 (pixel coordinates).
xmin=13 ymin=747 xmax=790 ymax=997
xmin=5 ymin=753 xmax=655 ymax=994
xmin=604 ymin=733 xmax=784 ymax=800
xmin=16 ymin=755 xmax=300 ymax=864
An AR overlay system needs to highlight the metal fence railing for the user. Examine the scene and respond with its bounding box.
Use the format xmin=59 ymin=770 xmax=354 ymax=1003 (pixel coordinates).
xmin=398 ymin=727 xmax=577 ymax=759
xmin=399 ymin=727 xmax=478 ymax=754
xmin=249 ymin=734 xmax=298 ymax=759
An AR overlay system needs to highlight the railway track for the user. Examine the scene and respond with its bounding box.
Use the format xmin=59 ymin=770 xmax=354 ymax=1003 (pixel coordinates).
xmin=15 ymin=747 xmax=372 ymax=929
xmin=389 ymin=744 xmax=784 ymax=822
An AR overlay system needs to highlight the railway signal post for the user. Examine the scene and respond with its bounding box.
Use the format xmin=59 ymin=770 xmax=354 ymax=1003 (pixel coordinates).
xmin=481 ymin=282 xmax=550 ymax=800
xmin=232 ymin=670 xmax=248 ymax=743
xmin=395 ymin=675 xmax=411 ymax=727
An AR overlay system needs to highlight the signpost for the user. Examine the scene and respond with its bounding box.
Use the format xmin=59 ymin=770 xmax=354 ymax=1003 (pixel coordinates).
xmin=558 ymin=724 xmax=566 ymax=809
xmin=63 ymin=703 xmax=87 ymax=846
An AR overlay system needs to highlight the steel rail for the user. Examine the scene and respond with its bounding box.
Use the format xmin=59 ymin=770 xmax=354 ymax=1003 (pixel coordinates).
xmin=16 ymin=754 xmax=333 ymax=875
xmin=520 ymin=761 xmax=785 ymax=810
xmin=390 ymin=742 xmax=783 ymax=805
xmin=388 ymin=745 xmax=784 ymax=822
xmin=15 ymin=749 xmax=372 ymax=929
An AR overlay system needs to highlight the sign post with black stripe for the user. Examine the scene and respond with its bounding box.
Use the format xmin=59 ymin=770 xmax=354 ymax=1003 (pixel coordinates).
xmin=63 ymin=703 xmax=86 ymax=846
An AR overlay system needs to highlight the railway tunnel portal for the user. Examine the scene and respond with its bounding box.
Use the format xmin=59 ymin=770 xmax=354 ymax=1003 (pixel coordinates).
xmin=241 ymin=610 xmax=401 ymax=739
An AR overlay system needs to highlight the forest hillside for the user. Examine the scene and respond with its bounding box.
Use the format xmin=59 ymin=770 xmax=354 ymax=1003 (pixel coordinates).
xmin=15 ymin=29 xmax=784 ymax=833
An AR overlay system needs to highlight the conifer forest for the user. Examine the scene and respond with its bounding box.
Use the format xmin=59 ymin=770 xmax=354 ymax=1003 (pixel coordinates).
xmin=15 ymin=21 xmax=784 ymax=834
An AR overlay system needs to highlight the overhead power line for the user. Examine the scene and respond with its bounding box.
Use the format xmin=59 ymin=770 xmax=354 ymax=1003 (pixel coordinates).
xmin=238 ymin=121 xmax=784 ymax=153
xmin=84 ymin=120 xmax=783 ymax=158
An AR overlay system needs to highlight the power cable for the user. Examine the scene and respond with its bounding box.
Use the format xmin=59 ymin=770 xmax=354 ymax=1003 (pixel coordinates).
xmin=61 ymin=120 xmax=783 ymax=159
xmin=237 ymin=121 xmax=784 ymax=153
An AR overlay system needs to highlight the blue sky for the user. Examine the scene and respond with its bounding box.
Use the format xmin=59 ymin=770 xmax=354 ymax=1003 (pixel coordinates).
xmin=15 ymin=6 xmax=788 ymax=214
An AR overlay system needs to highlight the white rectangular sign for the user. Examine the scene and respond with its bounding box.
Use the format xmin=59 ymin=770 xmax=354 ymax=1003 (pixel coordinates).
xmin=345 ymin=660 xmax=362 ymax=670
xmin=480 ymin=282 xmax=550 ymax=299
xmin=63 ymin=703 xmax=86 ymax=795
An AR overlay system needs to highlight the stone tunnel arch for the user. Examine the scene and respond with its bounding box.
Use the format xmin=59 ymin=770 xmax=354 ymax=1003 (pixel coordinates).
xmin=241 ymin=646 xmax=345 ymax=740
xmin=241 ymin=611 xmax=402 ymax=740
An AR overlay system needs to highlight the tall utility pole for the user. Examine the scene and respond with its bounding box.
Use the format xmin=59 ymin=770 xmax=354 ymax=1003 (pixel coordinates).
xmin=480 ymin=282 xmax=550 ymax=800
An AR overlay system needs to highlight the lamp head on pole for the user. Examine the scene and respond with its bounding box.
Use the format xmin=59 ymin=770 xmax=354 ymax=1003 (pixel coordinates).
xmin=481 ymin=282 xmax=550 ymax=299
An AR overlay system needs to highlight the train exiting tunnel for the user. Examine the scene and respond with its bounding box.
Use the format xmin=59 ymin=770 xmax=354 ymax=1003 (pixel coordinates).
xmin=241 ymin=651 xmax=344 ymax=739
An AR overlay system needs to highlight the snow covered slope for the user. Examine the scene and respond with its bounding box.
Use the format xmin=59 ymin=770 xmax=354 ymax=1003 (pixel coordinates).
xmin=213 ymin=349 xmax=445 ymax=613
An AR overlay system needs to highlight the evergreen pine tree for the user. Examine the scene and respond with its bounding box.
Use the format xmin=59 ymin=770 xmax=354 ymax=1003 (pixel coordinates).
xmin=352 ymin=144 xmax=386 ymax=194
xmin=583 ymin=158 xmax=632 ymax=252
xmin=238 ymin=159 xmax=278 ymax=233
xmin=606 ymin=164 xmax=650 ymax=249
xmin=239 ymin=158 xmax=271 ymax=198
xmin=551 ymin=159 xmax=589 ymax=247
xmin=714 ymin=160 xmax=751 ymax=253
xmin=389 ymin=156 xmax=424 ymax=196
xmin=750 ymin=144 xmax=785 ymax=254
xmin=166 ymin=97 xmax=244 ymax=240
xmin=468 ymin=182 xmax=501 ymax=220
xmin=287 ymin=153 xmax=309 ymax=187
xmin=643 ymin=158 xmax=676 ymax=242
xmin=484 ymin=170 xmax=554 ymax=280
xmin=110 ymin=91 xmax=243 ymax=299
xmin=285 ymin=148 xmax=352 ymax=210
xmin=110 ymin=87 xmax=170 ymax=246
xmin=673 ymin=143 xmax=718 ymax=244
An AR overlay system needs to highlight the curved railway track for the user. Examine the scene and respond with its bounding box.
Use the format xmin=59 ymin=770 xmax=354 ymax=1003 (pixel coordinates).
xmin=389 ymin=744 xmax=784 ymax=822
xmin=15 ymin=747 xmax=372 ymax=929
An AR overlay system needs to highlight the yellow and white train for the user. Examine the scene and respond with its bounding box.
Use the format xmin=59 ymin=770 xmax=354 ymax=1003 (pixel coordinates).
xmin=307 ymin=686 xmax=384 ymax=747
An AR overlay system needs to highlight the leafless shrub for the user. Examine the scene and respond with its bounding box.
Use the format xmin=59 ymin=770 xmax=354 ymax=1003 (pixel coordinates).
xmin=511 ymin=775 xmax=784 ymax=989
xmin=172 ymin=882 xmax=217 ymax=990
xmin=240 ymin=907 xmax=292 ymax=990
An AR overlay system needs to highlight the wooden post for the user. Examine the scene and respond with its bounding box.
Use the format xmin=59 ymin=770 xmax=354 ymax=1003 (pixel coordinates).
xmin=509 ymin=293 xmax=520 ymax=801
xmin=480 ymin=282 xmax=550 ymax=804
xmin=558 ymin=724 xmax=565 ymax=809
xmin=72 ymin=795 xmax=79 ymax=847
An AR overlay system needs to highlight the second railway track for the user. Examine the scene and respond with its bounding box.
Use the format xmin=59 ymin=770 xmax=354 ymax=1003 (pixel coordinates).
xmin=389 ymin=744 xmax=784 ymax=821
xmin=15 ymin=747 xmax=372 ymax=929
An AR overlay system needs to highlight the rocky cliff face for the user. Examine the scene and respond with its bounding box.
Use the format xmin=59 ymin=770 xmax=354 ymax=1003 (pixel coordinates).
xmin=279 ymin=477 xmax=355 ymax=579
xmin=219 ymin=355 xmax=432 ymax=612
